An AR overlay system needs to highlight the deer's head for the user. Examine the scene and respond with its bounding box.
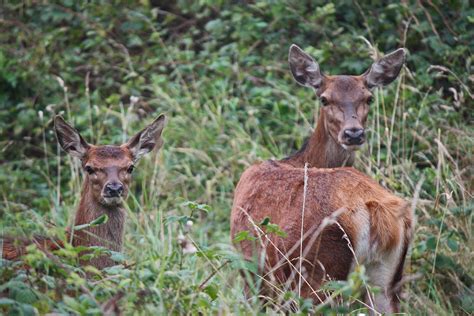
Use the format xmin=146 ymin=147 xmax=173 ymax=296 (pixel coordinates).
xmin=289 ymin=45 xmax=406 ymax=150
xmin=54 ymin=115 xmax=166 ymax=206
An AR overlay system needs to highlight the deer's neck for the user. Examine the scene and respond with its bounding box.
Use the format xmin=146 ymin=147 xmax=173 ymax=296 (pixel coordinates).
xmin=282 ymin=110 xmax=354 ymax=168
xmin=73 ymin=181 xmax=126 ymax=256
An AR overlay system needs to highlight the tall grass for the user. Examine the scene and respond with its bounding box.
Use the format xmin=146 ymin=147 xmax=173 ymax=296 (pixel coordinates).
xmin=1 ymin=1 xmax=472 ymax=315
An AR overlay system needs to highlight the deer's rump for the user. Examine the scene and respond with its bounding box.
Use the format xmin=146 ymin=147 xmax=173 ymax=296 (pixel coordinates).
xmin=2 ymin=235 xmax=65 ymax=261
xmin=2 ymin=228 xmax=120 ymax=269
xmin=230 ymin=160 xmax=411 ymax=301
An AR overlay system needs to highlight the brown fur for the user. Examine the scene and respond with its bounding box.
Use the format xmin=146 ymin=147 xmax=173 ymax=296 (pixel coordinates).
xmin=286 ymin=45 xmax=406 ymax=169
xmin=2 ymin=115 xmax=166 ymax=270
xmin=2 ymin=235 xmax=65 ymax=261
xmin=232 ymin=45 xmax=409 ymax=312
xmin=283 ymin=75 xmax=371 ymax=168
xmin=230 ymin=161 xmax=413 ymax=312
xmin=1 ymin=145 xmax=132 ymax=270
xmin=71 ymin=146 xmax=131 ymax=269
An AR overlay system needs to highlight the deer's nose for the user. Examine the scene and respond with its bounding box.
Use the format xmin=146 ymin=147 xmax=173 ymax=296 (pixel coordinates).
xmin=343 ymin=128 xmax=365 ymax=145
xmin=104 ymin=182 xmax=124 ymax=197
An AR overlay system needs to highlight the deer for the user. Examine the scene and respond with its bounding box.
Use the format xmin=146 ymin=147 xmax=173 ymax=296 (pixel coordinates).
xmin=231 ymin=163 xmax=414 ymax=313
xmin=2 ymin=114 xmax=166 ymax=270
xmin=231 ymin=45 xmax=413 ymax=313
xmin=284 ymin=44 xmax=406 ymax=168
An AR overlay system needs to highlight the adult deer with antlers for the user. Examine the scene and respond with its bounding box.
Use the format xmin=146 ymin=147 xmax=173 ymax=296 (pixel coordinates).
xmin=284 ymin=44 xmax=406 ymax=168
xmin=2 ymin=114 xmax=166 ymax=269
xmin=231 ymin=46 xmax=412 ymax=313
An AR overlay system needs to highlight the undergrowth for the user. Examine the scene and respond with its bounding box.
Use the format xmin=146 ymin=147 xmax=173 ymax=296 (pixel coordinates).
xmin=0 ymin=1 xmax=472 ymax=315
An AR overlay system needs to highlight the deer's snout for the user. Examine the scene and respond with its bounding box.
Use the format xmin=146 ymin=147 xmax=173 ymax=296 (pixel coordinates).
xmin=104 ymin=182 xmax=124 ymax=197
xmin=343 ymin=128 xmax=365 ymax=145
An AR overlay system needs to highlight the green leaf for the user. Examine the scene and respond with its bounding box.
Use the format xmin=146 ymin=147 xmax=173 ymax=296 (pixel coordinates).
xmin=203 ymin=284 xmax=218 ymax=301
xmin=0 ymin=298 xmax=16 ymax=305
xmin=259 ymin=217 xmax=270 ymax=226
xmin=434 ymin=254 xmax=458 ymax=270
xmin=90 ymin=214 xmax=109 ymax=226
xmin=164 ymin=215 xmax=190 ymax=226
xmin=74 ymin=214 xmax=108 ymax=230
xmin=17 ymin=303 xmax=37 ymax=315
xmin=265 ymin=223 xmax=287 ymax=238
xmin=228 ymin=255 xmax=258 ymax=273
xmin=196 ymin=248 xmax=220 ymax=260
xmin=8 ymin=281 xmax=38 ymax=304
xmin=110 ymin=251 xmax=127 ymax=263
xmin=182 ymin=201 xmax=211 ymax=213
xmin=320 ymin=280 xmax=346 ymax=291
xmin=426 ymin=236 xmax=437 ymax=250
xmin=447 ymin=238 xmax=459 ymax=252
xmin=233 ymin=230 xmax=256 ymax=242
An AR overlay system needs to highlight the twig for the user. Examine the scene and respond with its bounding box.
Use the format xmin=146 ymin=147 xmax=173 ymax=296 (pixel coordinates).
xmin=198 ymin=259 xmax=230 ymax=291
xmin=298 ymin=163 xmax=308 ymax=297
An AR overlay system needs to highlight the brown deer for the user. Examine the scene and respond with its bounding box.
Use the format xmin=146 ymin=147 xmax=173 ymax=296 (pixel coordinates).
xmin=231 ymin=46 xmax=412 ymax=313
xmin=284 ymin=44 xmax=406 ymax=168
xmin=2 ymin=114 xmax=166 ymax=269
xmin=231 ymin=163 xmax=413 ymax=313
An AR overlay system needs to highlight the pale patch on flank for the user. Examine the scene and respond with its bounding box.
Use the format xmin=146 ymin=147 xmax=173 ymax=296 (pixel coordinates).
xmin=365 ymin=238 xmax=404 ymax=314
xmin=351 ymin=206 xmax=406 ymax=314
xmin=351 ymin=207 xmax=371 ymax=266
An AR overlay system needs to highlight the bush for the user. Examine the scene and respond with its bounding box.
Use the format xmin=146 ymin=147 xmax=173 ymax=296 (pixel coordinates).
xmin=0 ymin=1 xmax=472 ymax=314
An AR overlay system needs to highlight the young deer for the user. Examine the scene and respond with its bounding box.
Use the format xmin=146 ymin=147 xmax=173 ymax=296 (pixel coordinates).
xmin=231 ymin=164 xmax=413 ymax=313
xmin=284 ymin=44 xmax=406 ymax=168
xmin=2 ymin=114 xmax=166 ymax=269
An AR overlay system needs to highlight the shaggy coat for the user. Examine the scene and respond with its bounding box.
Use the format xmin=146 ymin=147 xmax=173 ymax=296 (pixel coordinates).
xmin=231 ymin=161 xmax=413 ymax=313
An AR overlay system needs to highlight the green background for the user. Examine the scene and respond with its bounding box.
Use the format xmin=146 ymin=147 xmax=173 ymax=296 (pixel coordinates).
xmin=0 ymin=1 xmax=472 ymax=314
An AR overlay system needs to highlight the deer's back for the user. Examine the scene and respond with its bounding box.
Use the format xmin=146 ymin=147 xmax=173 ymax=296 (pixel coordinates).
xmin=230 ymin=160 xmax=412 ymax=300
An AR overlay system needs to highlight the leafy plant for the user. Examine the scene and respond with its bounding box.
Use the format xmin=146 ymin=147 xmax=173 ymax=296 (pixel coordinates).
xmin=0 ymin=0 xmax=472 ymax=314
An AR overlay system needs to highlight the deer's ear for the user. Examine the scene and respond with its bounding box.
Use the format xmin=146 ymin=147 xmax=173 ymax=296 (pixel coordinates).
xmin=363 ymin=48 xmax=407 ymax=88
xmin=288 ymin=44 xmax=324 ymax=89
xmin=54 ymin=115 xmax=89 ymax=159
xmin=126 ymin=114 xmax=166 ymax=162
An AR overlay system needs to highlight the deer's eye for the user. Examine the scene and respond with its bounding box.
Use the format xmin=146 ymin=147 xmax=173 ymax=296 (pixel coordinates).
xmin=127 ymin=165 xmax=135 ymax=174
xmin=320 ymin=96 xmax=329 ymax=106
xmin=84 ymin=166 xmax=95 ymax=175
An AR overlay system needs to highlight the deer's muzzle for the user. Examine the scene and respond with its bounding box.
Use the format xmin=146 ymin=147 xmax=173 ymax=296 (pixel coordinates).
xmin=103 ymin=182 xmax=124 ymax=198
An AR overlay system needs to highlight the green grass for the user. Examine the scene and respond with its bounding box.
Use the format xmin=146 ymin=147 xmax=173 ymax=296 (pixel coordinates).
xmin=0 ymin=1 xmax=472 ymax=315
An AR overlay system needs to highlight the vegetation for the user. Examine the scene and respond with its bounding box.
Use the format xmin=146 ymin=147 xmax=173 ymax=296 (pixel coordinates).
xmin=0 ymin=1 xmax=472 ymax=314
